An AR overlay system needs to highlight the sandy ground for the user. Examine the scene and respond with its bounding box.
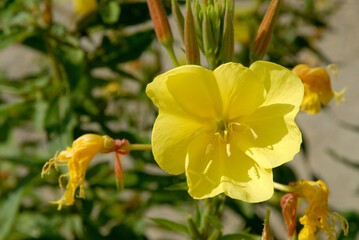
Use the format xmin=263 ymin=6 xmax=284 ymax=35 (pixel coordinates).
xmin=1 ymin=0 xmax=358 ymax=239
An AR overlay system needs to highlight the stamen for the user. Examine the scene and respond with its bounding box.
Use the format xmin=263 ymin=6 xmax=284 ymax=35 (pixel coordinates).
xmin=226 ymin=143 xmax=231 ymax=157
xmin=203 ymin=160 xmax=213 ymax=175
xmin=58 ymin=173 xmax=70 ymax=190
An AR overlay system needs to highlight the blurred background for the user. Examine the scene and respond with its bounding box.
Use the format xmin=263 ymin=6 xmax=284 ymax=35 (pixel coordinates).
xmin=0 ymin=0 xmax=358 ymax=239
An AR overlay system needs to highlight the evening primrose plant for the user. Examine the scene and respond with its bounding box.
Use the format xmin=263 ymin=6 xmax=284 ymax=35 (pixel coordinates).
xmin=36 ymin=0 xmax=350 ymax=239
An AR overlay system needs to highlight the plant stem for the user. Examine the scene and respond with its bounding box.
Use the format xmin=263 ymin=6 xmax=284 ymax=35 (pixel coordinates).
xmin=166 ymin=45 xmax=180 ymax=67
xmin=273 ymin=182 xmax=295 ymax=193
xmin=121 ymin=144 xmax=152 ymax=151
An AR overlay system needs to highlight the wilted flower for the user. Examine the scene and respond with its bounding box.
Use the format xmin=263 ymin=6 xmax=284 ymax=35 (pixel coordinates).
xmin=146 ymin=61 xmax=303 ymax=202
xmin=294 ymin=180 xmax=348 ymax=239
xmin=292 ymin=64 xmax=346 ymax=114
xmin=41 ymin=134 xmax=129 ymax=210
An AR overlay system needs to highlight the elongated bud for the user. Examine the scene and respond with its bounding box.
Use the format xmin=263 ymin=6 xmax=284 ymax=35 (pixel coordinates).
xmin=171 ymin=0 xmax=185 ymax=43
xmin=221 ymin=0 xmax=234 ymax=63
xmin=261 ymin=207 xmax=274 ymax=240
xmin=250 ymin=0 xmax=281 ymax=62
xmin=203 ymin=11 xmax=216 ymax=69
xmin=147 ymin=0 xmax=174 ymax=47
xmin=185 ymin=0 xmax=200 ymax=65
xmin=193 ymin=0 xmax=204 ymax=52
xmin=280 ymin=193 xmax=298 ymax=239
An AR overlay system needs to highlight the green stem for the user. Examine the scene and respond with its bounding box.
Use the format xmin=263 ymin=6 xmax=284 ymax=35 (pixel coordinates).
xmin=121 ymin=144 xmax=152 ymax=151
xmin=166 ymin=45 xmax=180 ymax=67
xmin=274 ymin=182 xmax=295 ymax=193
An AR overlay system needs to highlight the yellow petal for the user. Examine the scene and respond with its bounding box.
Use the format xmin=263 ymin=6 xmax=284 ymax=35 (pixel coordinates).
xmin=146 ymin=65 xmax=222 ymax=120
xmin=214 ymin=62 xmax=265 ymax=119
xmin=237 ymin=104 xmax=302 ymax=168
xmin=152 ymin=112 xmax=212 ymax=175
xmin=185 ymin=134 xmax=273 ymax=202
xmin=301 ymin=88 xmax=321 ymax=114
xmin=249 ymin=61 xmax=304 ymax=117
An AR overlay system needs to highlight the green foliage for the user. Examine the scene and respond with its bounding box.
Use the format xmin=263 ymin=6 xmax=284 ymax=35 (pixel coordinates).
xmin=0 ymin=0 xmax=353 ymax=239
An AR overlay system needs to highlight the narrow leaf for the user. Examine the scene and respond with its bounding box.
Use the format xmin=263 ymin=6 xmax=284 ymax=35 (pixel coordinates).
xmin=150 ymin=218 xmax=189 ymax=234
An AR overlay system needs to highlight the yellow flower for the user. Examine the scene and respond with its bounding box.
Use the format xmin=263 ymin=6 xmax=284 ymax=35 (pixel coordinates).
xmin=292 ymin=64 xmax=346 ymax=114
xmin=146 ymin=61 xmax=304 ymax=202
xmin=295 ymin=180 xmax=349 ymax=239
xmin=41 ymin=134 xmax=128 ymax=210
xmin=72 ymin=0 xmax=97 ymax=16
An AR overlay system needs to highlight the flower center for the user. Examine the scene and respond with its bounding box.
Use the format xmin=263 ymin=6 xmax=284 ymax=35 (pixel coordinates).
xmin=215 ymin=119 xmax=231 ymax=142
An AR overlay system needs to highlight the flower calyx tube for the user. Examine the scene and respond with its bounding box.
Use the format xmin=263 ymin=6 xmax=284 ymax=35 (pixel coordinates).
xmin=41 ymin=134 xmax=136 ymax=210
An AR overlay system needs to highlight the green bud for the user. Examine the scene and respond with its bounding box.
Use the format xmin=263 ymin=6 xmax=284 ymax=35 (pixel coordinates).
xmin=171 ymin=0 xmax=185 ymax=43
xmin=261 ymin=207 xmax=274 ymax=240
xmin=203 ymin=10 xmax=216 ymax=69
xmin=193 ymin=0 xmax=204 ymax=52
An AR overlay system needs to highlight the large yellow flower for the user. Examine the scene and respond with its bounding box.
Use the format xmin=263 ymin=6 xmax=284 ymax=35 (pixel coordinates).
xmin=146 ymin=61 xmax=304 ymax=202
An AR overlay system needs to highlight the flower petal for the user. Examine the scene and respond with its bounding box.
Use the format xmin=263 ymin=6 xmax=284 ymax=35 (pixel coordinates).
xmin=152 ymin=112 xmax=212 ymax=175
xmin=236 ymin=104 xmax=302 ymax=168
xmin=249 ymin=61 xmax=304 ymax=117
xmin=185 ymin=134 xmax=273 ymax=202
xmin=214 ymin=62 xmax=265 ymax=119
xmin=146 ymin=65 xmax=222 ymax=120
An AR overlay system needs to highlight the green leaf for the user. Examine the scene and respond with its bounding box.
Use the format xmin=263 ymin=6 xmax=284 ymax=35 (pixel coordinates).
xmin=0 ymin=27 xmax=34 ymax=50
xmin=0 ymin=187 xmax=25 ymax=240
xmin=164 ymin=182 xmax=188 ymax=191
xmin=100 ymin=0 xmax=121 ymax=24
xmin=150 ymin=218 xmax=188 ymax=234
xmin=90 ymin=30 xmax=154 ymax=68
xmin=221 ymin=233 xmax=261 ymax=240
xmin=34 ymin=96 xmax=49 ymax=131
xmin=0 ymin=172 xmax=37 ymax=240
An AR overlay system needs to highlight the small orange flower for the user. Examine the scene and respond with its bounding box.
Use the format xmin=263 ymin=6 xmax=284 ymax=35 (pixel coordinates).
xmin=292 ymin=64 xmax=346 ymax=114
xmin=42 ymin=134 xmax=129 ymax=210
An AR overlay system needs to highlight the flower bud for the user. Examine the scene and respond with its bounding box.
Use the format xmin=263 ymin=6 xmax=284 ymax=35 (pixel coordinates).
xmin=261 ymin=207 xmax=274 ymax=240
xmin=221 ymin=0 xmax=234 ymax=63
xmin=202 ymin=10 xmax=216 ymax=69
xmin=193 ymin=0 xmax=204 ymax=51
xmin=185 ymin=0 xmax=200 ymax=65
xmin=146 ymin=0 xmax=174 ymax=47
xmin=280 ymin=193 xmax=298 ymax=239
xmin=171 ymin=0 xmax=185 ymax=43
xmin=250 ymin=0 xmax=281 ymax=62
